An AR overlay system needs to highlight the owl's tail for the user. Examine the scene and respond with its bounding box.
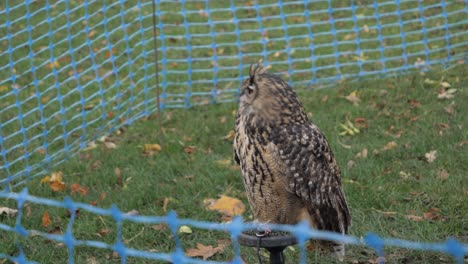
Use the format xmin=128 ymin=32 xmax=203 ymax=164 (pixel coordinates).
xmin=311 ymin=239 xmax=345 ymax=261
xmin=332 ymin=242 xmax=345 ymax=261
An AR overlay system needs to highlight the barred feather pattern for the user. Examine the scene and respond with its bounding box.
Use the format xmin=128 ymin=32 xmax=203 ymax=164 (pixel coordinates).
xmin=233 ymin=61 xmax=351 ymax=259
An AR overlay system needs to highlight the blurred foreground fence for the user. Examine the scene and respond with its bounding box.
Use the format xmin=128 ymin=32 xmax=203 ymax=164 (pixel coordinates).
xmin=0 ymin=0 xmax=467 ymax=263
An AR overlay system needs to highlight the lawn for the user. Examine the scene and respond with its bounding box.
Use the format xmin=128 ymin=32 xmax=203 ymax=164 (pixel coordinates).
xmin=1 ymin=63 xmax=467 ymax=263
xmin=0 ymin=0 xmax=467 ymax=263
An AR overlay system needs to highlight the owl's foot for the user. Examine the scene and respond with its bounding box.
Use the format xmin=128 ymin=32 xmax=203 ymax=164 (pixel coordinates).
xmin=255 ymin=229 xmax=271 ymax=237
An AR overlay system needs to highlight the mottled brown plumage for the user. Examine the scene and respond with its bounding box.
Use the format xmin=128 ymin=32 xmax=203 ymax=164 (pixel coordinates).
xmin=233 ymin=61 xmax=351 ymax=259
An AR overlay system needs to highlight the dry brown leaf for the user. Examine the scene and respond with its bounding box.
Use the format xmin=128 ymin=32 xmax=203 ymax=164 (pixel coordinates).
xmin=405 ymin=214 xmax=423 ymax=222
xmin=0 ymin=207 xmax=18 ymax=217
xmin=184 ymin=146 xmax=196 ymax=154
xmin=96 ymin=228 xmax=111 ymax=237
xmin=204 ymin=195 xmax=245 ymax=217
xmin=423 ymin=208 xmax=442 ymax=221
xmin=47 ymin=171 xmax=66 ymax=192
xmin=163 ymin=197 xmax=170 ymax=213
xmin=186 ymin=241 xmax=228 ymax=260
xmin=407 ymin=99 xmax=420 ymax=108
xmin=381 ymin=141 xmax=397 ymax=151
xmin=126 ymin=209 xmax=139 ymax=216
xmin=42 ymin=212 xmax=52 ymax=227
xmin=355 ymin=148 xmax=368 ymax=159
xmin=437 ymin=169 xmax=449 ymax=180
xmin=444 ymin=101 xmax=456 ymax=115
xmin=104 ymin=141 xmax=117 ymax=149
xmin=151 ymin=224 xmax=167 ymax=231
xmin=223 ymin=130 xmax=235 ymax=141
xmin=424 ymin=150 xmax=437 ymax=163
xmin=374 ymin=209 xmax=397 ymax=218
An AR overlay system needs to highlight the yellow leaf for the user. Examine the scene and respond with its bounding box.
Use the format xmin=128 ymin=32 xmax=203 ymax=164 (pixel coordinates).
xmin=143 ymin=144 xmax=161 ymax=152
xmin=40 ymin=176 xmax=51 ymax=184
xmin=345 ymin=91 xmax=361 ymax=105
xmin=0 ymin=85 xmax=7 ymax=92
xmin=204 ymin=195 xmax=245 ymax=217
xmin=178 ymin=225 xmax=192 ymax=234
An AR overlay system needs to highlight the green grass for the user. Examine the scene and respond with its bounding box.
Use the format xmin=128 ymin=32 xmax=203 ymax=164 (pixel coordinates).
xmin=1 ymin=64 xmax=467 ymax=263
xmin=0 ymin=0 xmax=467 ymax=263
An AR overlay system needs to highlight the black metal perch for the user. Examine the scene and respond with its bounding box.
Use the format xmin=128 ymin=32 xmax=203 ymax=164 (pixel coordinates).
xmin=238 ymin=231 xmax=298 ymax=264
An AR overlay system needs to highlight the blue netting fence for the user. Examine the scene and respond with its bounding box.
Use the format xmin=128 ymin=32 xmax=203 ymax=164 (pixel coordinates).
xmin=0 ymin=0 xmax=467 ymax=263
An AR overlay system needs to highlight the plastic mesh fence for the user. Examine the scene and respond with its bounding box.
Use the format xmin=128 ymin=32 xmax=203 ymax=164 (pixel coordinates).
xmin=0 ymin=188 xmax=467 ymax=263
xmin=0 ymin=0 xmax=467 ymax=263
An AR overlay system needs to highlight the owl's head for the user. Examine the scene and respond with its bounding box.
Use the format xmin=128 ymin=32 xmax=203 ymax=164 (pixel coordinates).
xmin=238 ymin=61 xmax=306 ymax=124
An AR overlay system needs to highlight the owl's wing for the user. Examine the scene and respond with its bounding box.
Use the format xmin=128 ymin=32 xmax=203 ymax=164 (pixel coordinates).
xmin=269 ymin=123 xmax=351 ymax=233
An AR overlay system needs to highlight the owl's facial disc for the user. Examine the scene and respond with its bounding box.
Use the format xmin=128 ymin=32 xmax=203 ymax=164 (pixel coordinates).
xmin=240 ymin=82 xmax=258 ymax=106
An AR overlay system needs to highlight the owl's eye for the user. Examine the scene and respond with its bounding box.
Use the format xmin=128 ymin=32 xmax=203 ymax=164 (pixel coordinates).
xmin=246 ymin=85 xmax=254 ymax=95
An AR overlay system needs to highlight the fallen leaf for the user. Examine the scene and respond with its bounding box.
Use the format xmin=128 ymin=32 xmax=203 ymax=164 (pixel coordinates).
xmin=321 ymin=95 xmax=329 ymax=103
xmin=423 ymin=208 xmax=442 ymax=221
xmin=44 ymin=171 xmax=66 ymax=192
xmin=163 ymin=197 xmax=170 ymax=213
xmin=407 ymin=99 xmax=420 ymax=108
xmin=223 ymin=130 xmax=235 ymax=141
xmin=405 ymin=214 xmax=423 ymax=222
xmin=374 ymin=209 xmax=397 ymax=218
xmin=126 ymin=210 xmax=139 ymax=216
xmin=186 ymin=241 xmax=227 ymax=260
xmin=40 ymin=176 xmax=51 ymax=184
xmin=345 ymin=91 xmax=361 ymax=105
xmin=437 ymin=88 xmax=457 ymax=99
xmin=97 ymin=229 xmax=111 ymax=237
xmin=178 ymin=225 xmax=192 ymax=234
xmin=143 ymin=144 xmax=162 ymax=155
xmin=346 ymin=160 xmax=355 ymax=170
xmin=437 ymin=169 xmax=449 ymax=180
xmin=42 ymin=212 xmax=52 ymax=227
xmin=444 ymin=101 xmax=456 ymax=115
xmin=104 ymin=141 xmax=117 ymax=149
xmin=204 ymin=195 xmax=245 ymax=217
xmin=83 ymin=140 xmax=97 ymax=151
xmin=184 ymin=146 xmax=196 ymax=154
xmin=399 ymin=171 xmax=411 ymax=180
xmin=89 ymin=160 xmax=102 ymax=170
xmin=0 ymin=207 xmax=18 ymax=217
xmin=70 ymin=183 xmax=89 ymax=196
xmin=424 ymin=150 xmax=437 ymax=163
xmin=354 ymin=117 xmax=368 ymax=128
xmin=381 ymin=141 xmax=397 ymax=151
xmin=355 ymin=148 xmax=368 ymax=159
xmin=339 ymin=119 xmax=360 ymax=136
xmin=440 ymin=81 xmax=451 ymax=88
xmin=151 ymin=224 xmax=167 ymax=231
xmin=363 ymin=24 xmax=369 ymax=33
xmin=115 ymin=167 xmax=122 ymax=186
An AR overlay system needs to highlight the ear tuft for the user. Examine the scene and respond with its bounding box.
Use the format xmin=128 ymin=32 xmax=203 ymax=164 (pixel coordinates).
xmin=249 ymin=59 xmax=269 ymax=84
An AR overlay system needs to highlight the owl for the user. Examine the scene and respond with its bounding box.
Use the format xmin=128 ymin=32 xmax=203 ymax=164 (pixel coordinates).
xmin=233 ymin=61 xmax=351 ymax=259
